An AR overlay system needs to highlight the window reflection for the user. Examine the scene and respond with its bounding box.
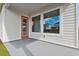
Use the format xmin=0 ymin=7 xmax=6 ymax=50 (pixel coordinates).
xmin=32 ymin=15 xmax=40 ymax=32
xmin=43 ymin=9 xmax=60 ymax=33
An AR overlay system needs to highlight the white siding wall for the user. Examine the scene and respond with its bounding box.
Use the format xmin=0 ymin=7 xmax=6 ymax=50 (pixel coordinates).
xmin=62 ymin=4 xmax=76 ymax=44
xmin=30 ymin=4 xmax=76 ymax=48
xmin=4 ymin=8 xmax=21 ymax=42
xmin=0 ymin=4 xmax=29 ymax=42
xmin=0 ymin=5 xmax=21 ymax=42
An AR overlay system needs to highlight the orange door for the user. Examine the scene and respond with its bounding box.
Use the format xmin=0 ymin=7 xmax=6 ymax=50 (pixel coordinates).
xmin=21 ymin=16 xmax=28 ymax=39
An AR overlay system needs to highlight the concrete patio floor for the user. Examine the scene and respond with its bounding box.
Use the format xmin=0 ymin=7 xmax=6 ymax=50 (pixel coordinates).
xmin=4 ymin=39 xmax=79 ymax=56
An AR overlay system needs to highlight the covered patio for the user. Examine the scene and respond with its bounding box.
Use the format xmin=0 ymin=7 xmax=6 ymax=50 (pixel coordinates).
xmin=4 ymin=39 xmax=79 ymax=56
xmin=0 ymin=3 xmax=79 ymax=56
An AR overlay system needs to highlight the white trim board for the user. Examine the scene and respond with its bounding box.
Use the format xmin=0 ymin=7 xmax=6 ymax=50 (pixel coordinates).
xmin=76 ymin=3 xmax=79 ymax=49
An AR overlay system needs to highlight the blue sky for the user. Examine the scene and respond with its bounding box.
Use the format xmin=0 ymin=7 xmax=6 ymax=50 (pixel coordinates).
xmin=43 ymin=16 xmax=59 ymax=26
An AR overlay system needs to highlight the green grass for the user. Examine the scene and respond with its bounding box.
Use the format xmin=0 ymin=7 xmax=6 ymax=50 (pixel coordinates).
xmin=0 ymin=40 xmax=10 ymax=56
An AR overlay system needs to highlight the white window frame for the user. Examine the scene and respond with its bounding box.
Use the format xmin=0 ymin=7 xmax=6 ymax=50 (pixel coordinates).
xmin=31 ymin=6 xmax=63 ymax=36
xmin=42 ymin=7 xmax=62 ymax=36
xmin=31 ymin=14 xmax=41 ymax=34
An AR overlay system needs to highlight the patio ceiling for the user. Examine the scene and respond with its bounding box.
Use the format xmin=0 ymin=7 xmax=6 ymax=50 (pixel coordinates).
xmin=9 ymin=3 xmax=59 ymax=15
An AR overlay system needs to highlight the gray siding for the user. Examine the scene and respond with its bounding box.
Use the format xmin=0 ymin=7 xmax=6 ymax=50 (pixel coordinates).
xmin=30 ymin=4 xmax=76 ymax=48
xmin=62 ymin=4 xmax=76 ymax=43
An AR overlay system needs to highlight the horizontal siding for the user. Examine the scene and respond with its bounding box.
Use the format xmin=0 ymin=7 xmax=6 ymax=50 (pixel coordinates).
xmin=63 ymin=21 xmax=75 ymax=24
xmin=62 ymin=13 xmax=75 ymax=17
xmin=30 ymin=4 xmax=76 ymax=48
xmin=45 ymin=4 xmax=76 ymax=47
xmin=62 ymin=4 xmax=76 ymax=44
xmin=63 ymin=17 xmax=75 ymax=19
xmin=30 ymin=33 xmax=42 ymax=39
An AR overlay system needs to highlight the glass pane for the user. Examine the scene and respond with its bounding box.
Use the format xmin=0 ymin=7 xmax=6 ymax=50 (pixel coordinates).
xmin=43 ymin=9 xmax=60 ymax=33
xmin=32 ymin=15 xmax=40 ymax=32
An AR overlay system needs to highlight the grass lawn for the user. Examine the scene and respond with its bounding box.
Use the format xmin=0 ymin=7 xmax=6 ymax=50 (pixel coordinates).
xmin=0 ymin=40 xmax=10 ymax=56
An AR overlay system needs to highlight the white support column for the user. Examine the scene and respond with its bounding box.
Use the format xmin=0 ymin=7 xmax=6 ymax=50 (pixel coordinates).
xmin=76 ymin=3 xmax=79 ymax=49
xmin=0 ymin=4 xmax=6 ymax=42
